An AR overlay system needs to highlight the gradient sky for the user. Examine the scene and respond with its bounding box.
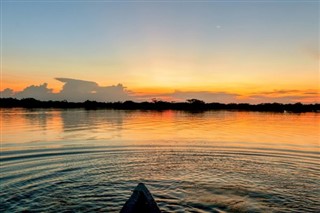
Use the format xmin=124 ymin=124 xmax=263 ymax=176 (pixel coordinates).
xmin=1 ymin=0 xmax=319 ymax=103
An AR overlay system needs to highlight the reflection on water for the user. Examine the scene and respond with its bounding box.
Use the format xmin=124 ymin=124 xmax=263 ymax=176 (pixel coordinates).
xmin=1 ymin=109 xmax=319 ymax=212
xmin=2 ymin=109 xmax=319 ymax=151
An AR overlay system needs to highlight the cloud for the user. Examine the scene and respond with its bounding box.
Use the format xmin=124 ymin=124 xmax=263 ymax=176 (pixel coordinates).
xmin=246 ymin=95 xmax=320 ymax=104
xmin=244 ymin=89 xmax=320 ymax=104
xmin=250 ymin=90 xmax=300 ymax=95
xmin=15 ymin=83 xmax=54 ymax=100
xmin=304 ymin=92 xmax=319 ymax=95
xmin=55 ymin=78 xmax=130 ymax=102
xmin=1 ymin=78 xmax=132 ymax=102
xmin=135 ymin=89 xmax=320 ymax=104
xmin=1 ymin=78 xmax=319 ymax=103
xmin=135 ymin=90 xmax=240 ymax=103
xmin=171 ymin=91 xmax=239 ymax=103
xmin=0 ymin=88 xmax=15 ymax=98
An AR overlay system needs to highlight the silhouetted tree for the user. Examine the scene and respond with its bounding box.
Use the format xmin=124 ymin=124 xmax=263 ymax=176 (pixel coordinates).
xmin=0 ymin=98 xmax=319 ymax=113
xmin=187 ymin=99 xmax=205 ymax=105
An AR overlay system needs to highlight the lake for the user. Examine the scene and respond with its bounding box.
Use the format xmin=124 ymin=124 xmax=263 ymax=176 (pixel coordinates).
xmin=1 ymin=109 xmax=319 ymax=212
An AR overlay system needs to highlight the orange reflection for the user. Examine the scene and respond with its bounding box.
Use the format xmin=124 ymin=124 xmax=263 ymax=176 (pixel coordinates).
xmin=1 ymin=109 xmax=319 ymax=153
xmin=1 ymin=109 xmax=63 ymax=149
xmin=118 ymin=111 xmax=320 ymax=152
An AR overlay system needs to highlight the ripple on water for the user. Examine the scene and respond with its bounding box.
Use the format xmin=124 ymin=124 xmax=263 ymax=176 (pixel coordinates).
xmin=1 ymin=146 xmax=319 ymax=213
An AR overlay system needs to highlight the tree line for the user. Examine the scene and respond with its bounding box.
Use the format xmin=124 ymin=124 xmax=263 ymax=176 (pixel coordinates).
xmin=0 ymin=98 xmax=319 ymax=113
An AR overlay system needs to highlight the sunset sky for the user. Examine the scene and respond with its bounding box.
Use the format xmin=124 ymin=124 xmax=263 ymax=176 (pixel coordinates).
xmin=1 ymin=0 xmax=319 ymax=103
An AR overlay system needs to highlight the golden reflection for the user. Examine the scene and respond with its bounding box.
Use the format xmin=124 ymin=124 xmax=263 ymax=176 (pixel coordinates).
xmin=1 ymin=109 xmax=319 ymax=152
xmin=120 ymin=111 xmax=319 ymax=151
xmin=1 ymin=109 xmax=63 ymax=147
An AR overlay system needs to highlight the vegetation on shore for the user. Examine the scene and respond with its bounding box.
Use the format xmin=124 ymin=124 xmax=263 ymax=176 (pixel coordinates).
xmin=0 ymin=98 xmax=319 ymax=113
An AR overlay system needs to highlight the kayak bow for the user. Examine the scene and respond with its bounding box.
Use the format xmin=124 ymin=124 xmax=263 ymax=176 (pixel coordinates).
xmin=120 ymin=183 xmax=161 ymax=213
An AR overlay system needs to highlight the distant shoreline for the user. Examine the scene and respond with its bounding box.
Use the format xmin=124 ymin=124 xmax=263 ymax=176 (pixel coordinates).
xmin=0 ymin=98 xmax=319 ymax=113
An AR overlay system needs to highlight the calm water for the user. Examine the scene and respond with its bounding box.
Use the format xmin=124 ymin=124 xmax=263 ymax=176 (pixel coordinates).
xmin=1 ymin=109 xmax=319 ymax=212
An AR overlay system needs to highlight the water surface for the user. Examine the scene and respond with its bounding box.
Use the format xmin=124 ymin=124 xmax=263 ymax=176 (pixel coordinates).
xmin=1 ymin=109 xmax=319 ymax=212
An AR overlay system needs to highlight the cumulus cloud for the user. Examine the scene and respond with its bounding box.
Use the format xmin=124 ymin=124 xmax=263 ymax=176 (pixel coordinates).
xmin=55 ymin=78 xmax=130 ymax=102
xmin=1 ymin=83 xmax=54 ymax=100
xmin=1 ymin=78 xmax=132 ymax=102
xmin=15 ymin=83 xmax=54 ymax=100
xmin=0 ymin=88 xmax=15 ymax=98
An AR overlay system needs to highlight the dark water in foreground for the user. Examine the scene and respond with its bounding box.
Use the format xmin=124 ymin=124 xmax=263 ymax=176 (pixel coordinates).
xmin=1 ymin=109 xmax=319 ymax=212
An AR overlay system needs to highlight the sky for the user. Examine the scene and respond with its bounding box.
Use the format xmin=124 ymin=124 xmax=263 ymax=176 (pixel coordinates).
xmin=1 ymin=0 xmax=319 ymax=103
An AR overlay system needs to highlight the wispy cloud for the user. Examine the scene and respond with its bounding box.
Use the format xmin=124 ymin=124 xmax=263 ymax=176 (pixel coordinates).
xmin=246 ymin=95 xmax=319 ymax=104
xmin=245 ymin=89 xmax=320 ymax=104
xmin=250 ymin=90 xmax=300 ymax=95
xmin=133 ymin=90 xmax=240 ymax=103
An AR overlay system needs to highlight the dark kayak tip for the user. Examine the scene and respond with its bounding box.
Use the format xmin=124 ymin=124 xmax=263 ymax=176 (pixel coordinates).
xmin=120 ymin=183 xmax=161 ymax=213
